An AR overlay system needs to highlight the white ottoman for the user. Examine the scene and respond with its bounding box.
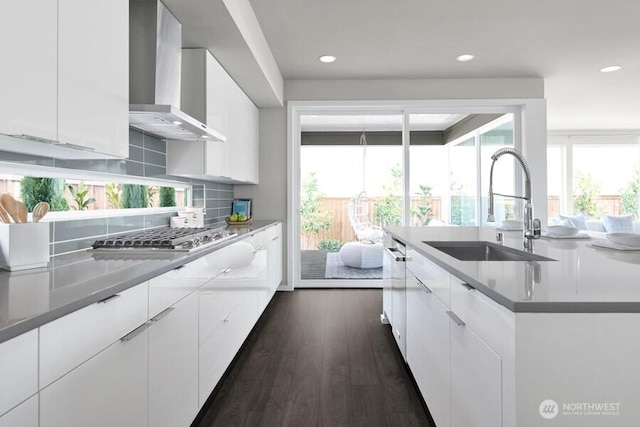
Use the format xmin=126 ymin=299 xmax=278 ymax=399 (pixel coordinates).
xmin=340 ymin=241 xmax=383 ymax=269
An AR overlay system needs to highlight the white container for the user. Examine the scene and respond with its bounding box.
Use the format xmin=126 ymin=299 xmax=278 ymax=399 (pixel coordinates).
xmin=0 ymin=223 xmax=50 ymax=271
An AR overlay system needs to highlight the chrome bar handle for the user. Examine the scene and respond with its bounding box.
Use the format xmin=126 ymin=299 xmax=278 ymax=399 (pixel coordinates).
xmin=446 ymin=311 xmax=466 ymax=327
xmin=98 ymin=294 xmax=121 ymax=304
xmin=150 ymin=307 xmax=175 ymax=322
xmin=120 ymin=322 xmax=151 ymax=342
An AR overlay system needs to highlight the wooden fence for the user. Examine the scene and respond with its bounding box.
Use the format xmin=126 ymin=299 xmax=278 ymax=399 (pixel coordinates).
xmin=302 ymin=195 xmax=626 ymax=250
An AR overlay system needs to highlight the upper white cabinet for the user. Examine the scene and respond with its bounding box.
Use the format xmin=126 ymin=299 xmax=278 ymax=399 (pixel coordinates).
xmin=168 ymin=48 xmax=259 ymax=183
xmin=0 ymin=0 xmax=57 ymax=141
xmin=58 ymin=0 xmax=129 ymax=158
xmin=0 ymin=0 xmax=128 ymax=159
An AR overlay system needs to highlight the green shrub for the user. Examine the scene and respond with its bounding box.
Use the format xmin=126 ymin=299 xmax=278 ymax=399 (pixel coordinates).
xmin=120 ymin=184 xmax=149 ymax=209
xmin=159 ymin=187 xmax=176 ymax=207
xmin=20 ymin=177 xmax=69 ymax=212
xmin=317 ymin=239 xmax=343 ymax=251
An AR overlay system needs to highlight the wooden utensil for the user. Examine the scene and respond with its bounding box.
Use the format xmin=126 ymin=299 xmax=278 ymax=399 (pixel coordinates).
xmin=33 ymin=202 xmax=50 ymax=223
xmin=0 ymin=203 xmax=10 ymax=223
xmin=16 ymin=201 xmax=28 ymax=223
xmin=0 ymin=194 xmax=20 ymax=223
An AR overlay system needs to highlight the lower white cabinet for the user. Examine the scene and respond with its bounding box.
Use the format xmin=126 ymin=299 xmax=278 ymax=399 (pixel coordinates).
xmin=39 ymin=282 xmax=149 ymax=388
xmin=267 ymin=224 xmax=283 ymax=293
xmin=40 ymin=323 xmax=149 ymax=427
xmin=0 ymin=329 xmax=38 ymax=418
xmin=149 ymin=261 xmax=199 ymax=318
xmin=402 ymin=249 xmax=506 ymax=427
xmin=450 ymin=319 xmax=502 ymax=427
xmin=198 ymin=247 xmax=260 ymax=406
xmin=149 ymin=291 xmax=199 ymax=427
xmin=406 ymin=270 xmax=451 ymax=427
xmin=0 ymin=395 xmax=38 ymax=427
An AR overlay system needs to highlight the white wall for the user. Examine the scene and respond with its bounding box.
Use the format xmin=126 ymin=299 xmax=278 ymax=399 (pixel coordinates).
xmin=235 ymin=77 xmax=545 ymax=288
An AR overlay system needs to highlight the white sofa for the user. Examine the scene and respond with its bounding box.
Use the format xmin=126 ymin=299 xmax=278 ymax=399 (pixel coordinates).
xmin=586 ymin=219 xmax=640 ymax=237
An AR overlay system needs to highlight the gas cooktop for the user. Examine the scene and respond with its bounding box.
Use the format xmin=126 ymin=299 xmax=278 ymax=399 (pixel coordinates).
xmin=92 ymin=227 xmax=237 ymax=252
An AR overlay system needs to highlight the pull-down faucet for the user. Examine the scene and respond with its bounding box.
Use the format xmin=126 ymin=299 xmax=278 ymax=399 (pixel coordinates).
xmin=487 ymin=147 xmax=541 ymax=251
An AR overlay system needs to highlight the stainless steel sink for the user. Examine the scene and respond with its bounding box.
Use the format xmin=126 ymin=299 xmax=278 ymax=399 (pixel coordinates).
xmin=423 ymin=241 xmax=556 ymax=262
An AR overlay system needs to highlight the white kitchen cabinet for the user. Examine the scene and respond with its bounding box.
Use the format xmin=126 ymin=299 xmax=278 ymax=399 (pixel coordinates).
xmin=57 ymin=0 xmax=129 ymax=158
xmin=266 ymin=224 xmax=283 ymax=293
xmin=149 ymin=291 xmax=199 ymax=427
xmin=149 ymin=261 xmax=199 ymax=318
xmin=0 ymin=395 xmax=38 ymax=427
xmin=198 ymin=241 xmax=260 ymax=406
xmin=406 ymin=270 xmax=451 ymax=427
xmin=0 ymin=0 xmax=128 ymax=158
xmin=0 ymin=329 xmax=38 ymax=418
xmin=390 ymin=245 xmax=407 ymax=359
xmin=450 ymin=316 xmax=503 ymax=427
xmin=0 ymin=0 xmax=57 ymax=140
xmin=228 ymin=80 xmax=259 ymax=183
xmin=39 ymin=282 xmax=149 ymax=389
xmin=40 ymin=322 xmax=149 ymax=427
xmin=170 ymin=48 xmax=259 ymax=183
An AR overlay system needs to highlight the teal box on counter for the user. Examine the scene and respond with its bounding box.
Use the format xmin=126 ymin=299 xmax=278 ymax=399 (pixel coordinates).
xmin=0 ymin=223 xmax=50 ymax=271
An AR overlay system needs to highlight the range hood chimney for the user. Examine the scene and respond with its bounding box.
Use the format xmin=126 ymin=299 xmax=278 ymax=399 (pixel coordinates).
xmin=129 ymin=0 xmax=225 ymax=142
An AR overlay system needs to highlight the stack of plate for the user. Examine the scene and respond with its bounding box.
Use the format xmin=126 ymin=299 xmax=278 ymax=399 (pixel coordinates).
xmin=606 ymin=233 xmax=640 ymax=248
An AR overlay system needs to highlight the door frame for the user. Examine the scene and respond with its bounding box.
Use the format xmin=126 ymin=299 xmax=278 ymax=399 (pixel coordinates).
xmin=286 ymin=99 xmax=546 ymax=290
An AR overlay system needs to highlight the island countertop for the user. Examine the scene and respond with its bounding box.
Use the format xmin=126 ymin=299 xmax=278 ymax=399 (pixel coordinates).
xmin=384 ymin=226 xmax=640 ymax=313
xmin=0 ymin=220 xmax=280 ymax=344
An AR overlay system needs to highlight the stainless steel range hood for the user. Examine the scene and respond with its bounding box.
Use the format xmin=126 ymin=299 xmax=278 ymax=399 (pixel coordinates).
xmin=129 ymin=0 xmax=225 ymax=142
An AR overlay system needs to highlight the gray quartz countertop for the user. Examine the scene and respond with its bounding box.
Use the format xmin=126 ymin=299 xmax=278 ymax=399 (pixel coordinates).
xmin=385 ymin=226 xmax=640 ymax=313
xmin=0 ymin=220 xmax=280 ymax=344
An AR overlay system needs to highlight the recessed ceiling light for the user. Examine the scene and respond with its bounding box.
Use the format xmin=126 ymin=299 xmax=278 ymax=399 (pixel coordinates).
xmin=318 ymin=55 xmax=337 ymax=63
xmin=600 ymin=65 xmax=621 ymax=73
xmin=456 ymin=54 xmax=475 ymax=62
xmin=172 ymin=120 xmax=183 ymax=125
xmin=201 ymin=135 xmax=209 ymax=139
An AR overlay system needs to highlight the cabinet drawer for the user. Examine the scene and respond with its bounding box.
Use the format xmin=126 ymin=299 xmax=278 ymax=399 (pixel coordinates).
xmin=39 ymin=282 xmax=148 ymax=388
xmin=407 ymin=249 xmax=450 ymax=307
xmin=149 ymin=261 xmax=199 ymax=318
xmin=198 ymin=241 xmax=255 ymax=284
xmin=450 ymin=278 xmax=514 ymax=356
xmin=198 ymin=295 xmax=252 ymax=406
xmin=0 ymin=394 xmax=38 ymax=427
xmin=198 ymin=285 xmax=244 ymax=345
xmin=0 ymin=329 xmax=38 ymax=417
xmin=40 ymin=325 xmax=148 ymax=427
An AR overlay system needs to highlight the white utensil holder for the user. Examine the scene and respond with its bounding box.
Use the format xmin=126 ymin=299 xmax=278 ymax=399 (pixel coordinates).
xmin=0 ymin=223 xmax=50 ymax=271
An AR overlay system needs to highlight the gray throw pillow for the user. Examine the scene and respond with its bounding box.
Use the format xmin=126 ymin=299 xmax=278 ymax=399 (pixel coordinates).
xmin=559 ymin=214 xmax=588 ymax=230
xmin=602 ymin=214 xmax=634 ymax=233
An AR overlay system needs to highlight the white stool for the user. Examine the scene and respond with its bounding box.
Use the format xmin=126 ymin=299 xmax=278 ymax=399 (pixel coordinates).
xmin=340 ymin=241 xmax=383 ymax=269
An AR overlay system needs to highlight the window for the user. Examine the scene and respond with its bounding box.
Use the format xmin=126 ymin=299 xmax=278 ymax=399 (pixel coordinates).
xmin=547 ymin=134 xmax=640 ymax=220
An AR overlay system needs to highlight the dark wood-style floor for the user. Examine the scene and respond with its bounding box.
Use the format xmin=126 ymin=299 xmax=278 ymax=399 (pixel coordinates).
xmin=193 ymin=289 xmax=434 ymax=427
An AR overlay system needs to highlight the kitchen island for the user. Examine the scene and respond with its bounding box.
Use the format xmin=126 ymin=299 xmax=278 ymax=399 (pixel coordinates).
xmin=384 ymin=226 xmax=640 ymax=427
xmin=0 ymin=220 xmax=282 ymax=427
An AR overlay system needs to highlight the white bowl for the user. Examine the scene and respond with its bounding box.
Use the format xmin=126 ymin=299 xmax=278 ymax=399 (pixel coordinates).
xmin=606 ymin=233 xmax=640 ymax=248
xmin=547 ymin=225 xmax=580 ymax=237
xmin=500 ymin=220 xmax=522 ymax=230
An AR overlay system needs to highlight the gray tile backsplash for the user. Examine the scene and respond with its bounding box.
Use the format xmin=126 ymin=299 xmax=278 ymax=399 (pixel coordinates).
xmin=0 ymin=129 xmax=233 ymax=255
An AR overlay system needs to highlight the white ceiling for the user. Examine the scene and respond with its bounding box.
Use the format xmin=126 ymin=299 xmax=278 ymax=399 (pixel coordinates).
xmin=165 ymin=0 xmax=640 ymax=131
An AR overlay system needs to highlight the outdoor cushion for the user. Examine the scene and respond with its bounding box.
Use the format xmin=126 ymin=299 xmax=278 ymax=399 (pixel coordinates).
xmin=340 ymin=241 xmax=383 ymax=269
xmin=602 ymin=214 xmax=634 ymax=233
xmin=559 ymin=214 xmax=588 ymax=230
